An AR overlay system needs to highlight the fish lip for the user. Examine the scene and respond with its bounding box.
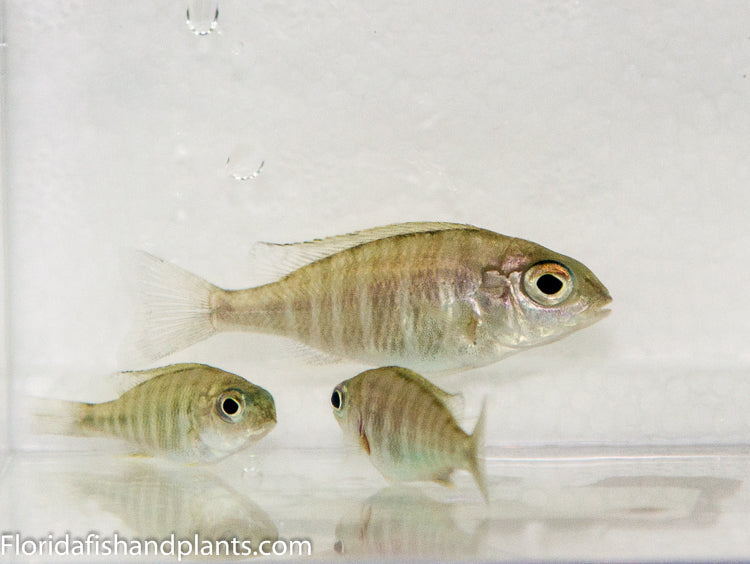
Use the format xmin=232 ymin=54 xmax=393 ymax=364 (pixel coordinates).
xmin=589 ymin=290 xmax=612 ymax=312
xmin=583 ymin=306 xmax=611 ymax=325
xmin=250 ymin=418 xmax=277 ymax=440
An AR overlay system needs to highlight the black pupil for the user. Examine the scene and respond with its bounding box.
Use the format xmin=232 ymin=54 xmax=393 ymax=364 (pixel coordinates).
xmin=331 ymin=390 xmax=341 ymax=409
xmin=537 ymin=273 xmax=564 ymax=295
xmin=333 ymin=540 xmax=343 ymax=554
xmin=222 ymin=397 xmax=240 ymax=415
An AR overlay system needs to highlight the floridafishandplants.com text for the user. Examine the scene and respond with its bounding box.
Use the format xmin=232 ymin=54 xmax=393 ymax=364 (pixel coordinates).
xmin=1 ymin=532 xmax=312 ymax=560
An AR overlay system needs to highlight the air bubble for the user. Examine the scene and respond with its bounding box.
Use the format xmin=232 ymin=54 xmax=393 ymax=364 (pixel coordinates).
xmin=231 ymin=40 xmax=245 ymax=56
xmin=186 ymin=0 xmax=219 ymax=36
xmin=226 ymin=145 xmax=265 ymax=181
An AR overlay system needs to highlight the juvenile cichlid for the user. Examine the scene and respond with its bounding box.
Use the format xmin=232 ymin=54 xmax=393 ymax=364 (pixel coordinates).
xmin=35 ymin=363 xmax=276 ymax=462
xmin=68 ymin=463 xmax=278 ymax=548
xmin=333 ymin=487 xmax=486 ymax=558
xmin=330 ymin=366 xmax=487 ymax=500
xmin=130 ymin=222 xmax=611 ymax=372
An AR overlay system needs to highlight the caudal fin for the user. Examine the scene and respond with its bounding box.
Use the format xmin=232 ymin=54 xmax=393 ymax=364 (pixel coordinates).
xmin=467 ymin=399 xmax=488 ymax=502
xmin=32 ymin=398 xmax=88 ymax=437
xmin=123 ymin=251 xmax=219 ymax=365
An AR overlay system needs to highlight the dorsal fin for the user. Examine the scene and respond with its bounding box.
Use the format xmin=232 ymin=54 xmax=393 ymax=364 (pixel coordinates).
xmin=119 ymin=363 xmax=210 ymax=392
xmin=250 ymin=222 xmax=477 ymax=283
xmin=389 ymin=366 xmax=464 ymax=420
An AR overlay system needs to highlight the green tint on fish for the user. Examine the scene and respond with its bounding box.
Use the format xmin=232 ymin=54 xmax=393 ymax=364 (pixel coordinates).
xmin=69 ymin=463 xmax=278 ymax=546
xmin=333 ymin=488 xmax=485 ymax=559
xmin=130 ymin=222 xmax=611 ymax=372
xmin=36 ymin=363 xmax=276 ymax=462
xmin=331 ymin=366 xmax=487 ymax=500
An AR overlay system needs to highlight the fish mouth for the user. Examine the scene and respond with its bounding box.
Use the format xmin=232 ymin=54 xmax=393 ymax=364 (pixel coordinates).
xmin=582 ymin=305 xmax=611 ymax=325
xmin=250 ymin=419 xmax=277 ymax=440
xmin=582 ymin=272 xmax=612 ymax=310
xmin=588 ymin=289 xmax=612 ymax=313
xmin=594 ymin=307 xmax=612 ymax=322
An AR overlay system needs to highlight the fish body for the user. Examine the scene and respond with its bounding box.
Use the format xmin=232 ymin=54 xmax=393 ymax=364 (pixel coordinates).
xmin=334 ymin=487 xmax=485 ymax=558
xmin=331 ymin=366 xmax=487 ymax=500
xmin=36 ymin=363 xmax=276 ymax=462
xmin=69 ymin=463 xmax=278 ymax=547
xmin=132 ymin=222 xmax=611 ymax=372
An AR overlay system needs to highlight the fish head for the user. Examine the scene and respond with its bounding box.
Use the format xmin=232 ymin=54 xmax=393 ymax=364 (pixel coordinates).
xmin=195 ymin=380 xmax=277 ymax=459
xmin=476 ymin=238 xmax=612 ymax=349
xmin=333 ymin=502 xmax=371 ymax=556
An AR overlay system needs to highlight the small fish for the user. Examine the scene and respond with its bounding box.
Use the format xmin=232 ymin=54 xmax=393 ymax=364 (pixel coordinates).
xmin=334 ymin=487 xmax=487 ymax=558
xmin=35 ymin=363 xmax=276 ymax=462
xmin=128 ymin=222 xmax=611 ymax=372
xmin=330 ymin=366 xmax=487 ymax=500
xmin=68 ymin=463 xmax=278 ymax=548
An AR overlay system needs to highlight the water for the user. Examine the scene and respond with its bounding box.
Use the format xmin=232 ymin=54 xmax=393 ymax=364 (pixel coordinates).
xmin=226 ymin=144 xmax=265 ymax=181
xmin=1 ymin=447 xmax=750 ymax=561
xmin=3 ymin=2 xmax=750 ymax=562
xmin=186 ymin=0 xmax=219 ymax=36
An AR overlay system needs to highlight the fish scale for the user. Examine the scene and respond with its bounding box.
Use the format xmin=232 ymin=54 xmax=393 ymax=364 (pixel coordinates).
xmin=332 ymin=366 xmax=488 ymax=500
xmin=35 ymin=363 xmax=276 ymax=462
xmin=67 ymin=464 xmax=279 ymax=545
xmin=130 ymin=222 xmax=611 ymax=372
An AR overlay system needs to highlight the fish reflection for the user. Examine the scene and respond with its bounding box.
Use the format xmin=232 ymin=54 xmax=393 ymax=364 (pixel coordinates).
xmin=333 ymin=487 xmax=487 ymax=559
xmin=478 ymin=475 xmax=741 ymax=558
xmin=332 ymin=476 xmax=741 ymax=560
xmin=482 ymin=475 xmax=741 ymax=525
xmin=68 ymin=462 xmax=278 ymax=550
xmin=590 ymin=476 xmax=741 ymax=526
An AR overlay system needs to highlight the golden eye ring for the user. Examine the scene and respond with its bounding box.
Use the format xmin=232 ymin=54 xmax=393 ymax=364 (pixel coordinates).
xmin=522 ymin=262 xmax=574 ymax=306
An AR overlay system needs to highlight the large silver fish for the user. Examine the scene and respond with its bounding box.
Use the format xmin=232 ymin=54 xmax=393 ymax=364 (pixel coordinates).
xmin=331 ymin=366 xmax=487 ymax=500
xmin=130 ymin=222 xmax=611 ymax=372
xmin=35 ymin=363 xmax=276 ymax=462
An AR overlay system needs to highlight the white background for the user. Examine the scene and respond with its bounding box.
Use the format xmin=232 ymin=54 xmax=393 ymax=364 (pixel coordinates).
xmin=3 ymin=1 xmax=750 ymax=450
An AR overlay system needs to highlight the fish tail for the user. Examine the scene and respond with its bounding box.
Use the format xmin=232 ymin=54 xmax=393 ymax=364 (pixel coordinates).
xmin=32 ymin=398 xmax=89 ymax=437
xmin=123 ymin=251 xmax=220 ymax=364
xmin=467 ymin=398 xmax=488 ymax=502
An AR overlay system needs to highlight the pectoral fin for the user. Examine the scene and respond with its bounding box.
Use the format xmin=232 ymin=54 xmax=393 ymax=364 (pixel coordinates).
xmin=433 ymin=470 xmax=454 ymax=488
xmin=358 ymin=420 xmax=371 ymax=455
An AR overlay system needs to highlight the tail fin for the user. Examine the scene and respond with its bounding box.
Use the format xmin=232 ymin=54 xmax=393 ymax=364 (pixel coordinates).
xmin=467 ymin=399 xmax=488 ymax=502
xmin=123 ymin=251 xmax=219 ymax=365
xmin=32 ymin=398 xmax=88 ymax=437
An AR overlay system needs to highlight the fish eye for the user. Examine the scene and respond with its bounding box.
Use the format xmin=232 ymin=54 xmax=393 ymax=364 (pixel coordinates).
xmin=331 ymin=388 xmax=343 ymax=410
xmin=333 ymin=540 xmax=344 ymax=554
xmin=537 ymin=273 xmax=563 ymax=295
xmin=223 ymin=397 xmax=240 ymax=415
xmin=522 ymin=262 xmax=574 ymax=306
xmin=217 ymin=391 xmax=245 ymax=423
